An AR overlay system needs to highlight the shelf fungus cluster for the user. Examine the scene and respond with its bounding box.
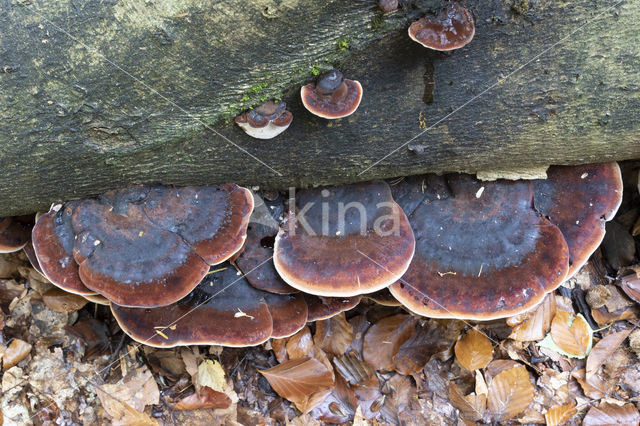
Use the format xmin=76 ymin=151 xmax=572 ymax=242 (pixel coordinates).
xmin=21 ymin=162 xmax=622 ymax=347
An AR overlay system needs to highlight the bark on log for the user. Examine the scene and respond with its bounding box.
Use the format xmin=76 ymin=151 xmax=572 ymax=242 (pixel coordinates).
xmin=0 ymin=0 xmax=639 ymax=216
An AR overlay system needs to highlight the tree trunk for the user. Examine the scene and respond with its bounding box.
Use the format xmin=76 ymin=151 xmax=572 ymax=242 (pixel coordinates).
xmin=0 ymin=0 xmax=638 ymax=216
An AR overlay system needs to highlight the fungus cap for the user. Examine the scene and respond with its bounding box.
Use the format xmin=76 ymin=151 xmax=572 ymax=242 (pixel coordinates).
xmin=31 ymin=203 xmax=96 ymax=296
xmin=111 ymin=267 xmax=274 ymax=347
xmin=0 ymin=215 xmax=33 ymax=253
xmin=304 ymin=294 xmax=362 ymax=322
xmin=533 ymin=163 xmax=623 ymax=278
xmin=300 ymin=70 xmax=363 ymax=119
xmin=71 ymin=184 xmax=253 ymax=307
xmin=273 ymin=181 xmax=415 ymax=297
xmin=408 ymin=2 xmax=475 ymax=51
xmin=235 ymin=101 xmax=293 ymax=139
xmin=389 ymin=174 xmax=569 ymax=320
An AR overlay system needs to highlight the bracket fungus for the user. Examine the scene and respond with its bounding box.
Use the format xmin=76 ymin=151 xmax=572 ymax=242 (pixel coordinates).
xmin=0 ymin=215 xmax=33 ymax=253
xmin=533 ymin=163 xmax=623 ymax=278
xmin=235 ymin=100 xmax=293 ymax=139
xmin=389 ymin=174 xmax=569 ymax=320
xmin=408 ymin=2 xmax=475 ymax=51
xmin=274 ymin=181 xmax=415 ymax=297
xmin=32 ymin=184 xmax=253 ymax=308
xmin=300 ymin=70 xmax=363 ymax=119
xmin=111 ymin=266 xmax=308 ymax=347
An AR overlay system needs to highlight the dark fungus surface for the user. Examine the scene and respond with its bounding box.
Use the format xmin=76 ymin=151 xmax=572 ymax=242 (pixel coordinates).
xmin=234 ymin=100 xmax=293 ymax=139
xmin=300 ymin=69 xmax=363 ymax=119
xmin=0 ymin=215 xmax=33 ymax=253
xmin=70 ymin=184 xmax=253 ymax=307
xmin=274 ymin=181 xmax=415 ymax=297
xmin=304 ymin=294 xmax=363 ymax=322
xmin=389 ymin=174 xmax=569 ymax=320
xmin=408 ymin=2 xmax=475 ymax=51
xmin=31 ymin=202 xmax=96 ymax=296
xmin=533 ymin=162 xmax=623 ymax=278
xmin=111 ymin=266 xmax=274 ymax=347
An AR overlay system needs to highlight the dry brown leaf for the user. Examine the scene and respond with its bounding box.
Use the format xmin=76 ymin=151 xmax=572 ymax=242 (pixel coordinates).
xmin=454 ymin=328 xmax=493 ymax=371
xmin=259 ymin=357 xmax=334 ymax=405
xmin=333 ymin=353 xmax=375 ymax=385
xmin=550 ymin=310 xmax=591 ymax=357
xmin=314 ymin=312 xmax=354 ymax=356
xmin=487 ymin=364 xmax=534 ymax=422
xmin=362 ymin=314 xmax=415 ymax=372
xmin=571 ymin=368 xmax=606 ymax=400
xmin=583 ymin=402 xmax=640 ymax=426
xmin=96 ymin=388 xmax=158 ymax=426
xmin=448 ymin=382 xmax=486 ymax=422
xmin=65 ymin=317 xmax=110 ymax=360
xmin=2 ymin=338 xmax=31 ymax=369
xmin=591 ymin=305 xmax=638 ymax=325
xmin=620 ymin=272 xmax=640 ymax=303
xmin=286 ymin=327 xmax=314 ymax=359
xmin=508 ymin=293 xmax=556 ymax=341
xmin=174 ymin=386 xmax=231 ymax=410
xmin=310 ymin=372 xmax=356 ymax=423
xmin=294 ymin=387 xmax=333 ymax=414
xmin=197 ymin=360 xmax=226 ymax=392
xmin=392 ymin=320 xmax=452 ymax=375
xmin=42 ymin=288 xmax=88 ymax=313
xmin=586 ymin=329 xmax=632 ymax=381
xmin=98 ymin=366 xmax=160 ymax=414
xmin=352 ymin=374 xmax=383 ymax=420
xmin=484 ymin=359 xmax=521 ymax=382
xmin=272 ymin=338 xmax=288 ymax=363
xmin=545 ymin=403 xmax=577 ymax=426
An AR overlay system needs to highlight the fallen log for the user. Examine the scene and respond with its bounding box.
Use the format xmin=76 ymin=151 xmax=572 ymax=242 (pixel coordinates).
xmin=0 ymin=0 xmax=638 ymax=215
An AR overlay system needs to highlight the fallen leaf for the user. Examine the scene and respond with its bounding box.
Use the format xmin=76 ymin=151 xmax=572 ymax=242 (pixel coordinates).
xmin=362 ymin=314 xmax=415 ymax=372
xmin=174 ymin=386 xmax=231 ymax=410
xmin=333 ymin=353 xmax=375 ymax=385
xmin=98 ymin=366 xmax=160 ymax=413
xmin=286 ymin=327 xmax=314 ymax=359
xmin=65 ymin=317 xmax=110 ymax=360
xmin=540 ymin=311 xmax=592 ymax=358
xmin=619 ymin=272 xmax=640 ymax=304
xmin=449 ymin=382 xmax=486 ymax=422
xmin=314 ymin=312 xmax=354 ymax=356
xmin=379 ymin=374 xmax=418 ymax=424
xmin=197 ymin=359 xmax=226 ymax=392
xmin=591 ymin=305 xmax=638 ymax=325
xmin=454 ymin=328 xmax=493 ymax=371
xmin=271 ymin=338 xmax=288 ymax=363
xmin=310 ymin=372 xmax=356 ymax=423
xmin=508 ymin=293 xmax=556 ymax=341
xmin=487 ymin=364 xmax=534 ymax=422
xmin=352 ymin=374 xmax=383 ymax=420
xmin=571 ymin=368 xmax=606 ymax=400
xmin=583 ymin=402 xmax=640 ymax=426
xmin=2 ymin=339 xmax=31 ymax=369
xmin=259 ymin=357 xmax=334 ymax=405
xmin=392 ymin=320 xmax=451 ymax=375
xmin=586 ymin=329 xmax=632 ymax=381
xmin=42 ymin=288 xmax=88 ymax=313
xmin=545 ymin=403 xmax=577 ymax=426
xmin=294 ymin=387 xmax=333 ymax=414
xmin=96 ymin=388 xmax=158 ymax=426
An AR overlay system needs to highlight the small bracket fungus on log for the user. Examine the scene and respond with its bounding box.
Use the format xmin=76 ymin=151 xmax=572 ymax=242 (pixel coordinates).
xmin=408 ymin=2 xmax=475 ymax=51
xmin=300 ymin=70 xmax=363 ymax=119
xmin=389 ymin=174 xmax=569 ymax=320
xmin=533 ymin=162 xmax=623 ymax=278
xmin=235 ymin=100 xmax=293 ymax=139
xmin=0 ymin=215 xmax=33 ymax=253
xmin=274 ymin=181 xmax=415 ymax=297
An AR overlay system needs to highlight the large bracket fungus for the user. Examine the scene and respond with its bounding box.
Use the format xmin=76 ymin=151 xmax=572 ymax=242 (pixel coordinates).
xmin=408 ymin=2 xmax=475 ymax=51
xmin=533 ymin=163 xmax=623 ymax=278
xmin=32 ymin=184 xmax=253 ymax=308
xmin=300 ymin=70 xmax=363 ymax=119
xmin=111 ymin=265 xmax=308 ymax=347
xmin=274 ymin=181 xmax=415 ymax=297
xmin=389 ymin=174 xmax=569 ymax=320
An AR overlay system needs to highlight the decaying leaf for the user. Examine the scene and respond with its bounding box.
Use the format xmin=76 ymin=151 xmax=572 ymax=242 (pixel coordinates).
xmin=259 ymin=357 xmax=335 ymax=405
xmin=65 ymin=317 xmax=110 ymax=360
xmin=487 ymin=364 xmax=534 ymax=422
xmin=571 ymin=368 xmax=606 ymax=400
xmin=539 ymin=311 xmax=592 ymax=358
xmin=294 ymin=387 xmax=333 ymax=414
xmin=545 ymin=403 xmax=577 ymax=426
xmin=454 ymin=328 xmax=493 ymax=371
xmin=352 ymin=374 xmax=383 ymax=420
xmin=2 ymin=339 xmax=31 ymax=369
xmin=333 ymin=353 xmax=375 ymax=385
xmin=583 ymin=402 xmax=640 ymax=426
xmin=310 ymin=373 xmax=356 ymax=423
xmin=314 ymin=312 xmax=354 ymax=356
xmin=286 ymin=327 xmax=314 ymax=359
xmin=448 ymin=382 xmax=486 ymax=422
xmin=42 ymin=288 xmax=88 ymax=313
xmin=96 ymin=388 xmax=158 ymax=426
xmin=508 ymin=293 xmax=556 ymax=342
xmin=586 ymin=329 xmax=632 ymax=381
xmin=392 ymin=320 xmax=453 ymax=375
xmin=174 ymin=386 xmax=232 ymax=410
xmin=271 ymin=338 xmax=288 ymax=363
xmin=363 ymin=314 xmax=415 ymax=372
xmin=197 ymin=359 xmax=226 ymax=392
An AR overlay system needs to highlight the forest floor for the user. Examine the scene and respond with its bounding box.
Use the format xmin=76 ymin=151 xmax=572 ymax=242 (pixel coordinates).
xmin=0 ymin=161 xmax=639 ymax=425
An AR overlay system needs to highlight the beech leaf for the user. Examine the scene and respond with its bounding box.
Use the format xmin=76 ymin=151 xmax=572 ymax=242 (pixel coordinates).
xmin=362 ymin=314 xmax=415 ymax=372
xmin=586 ymin=329 xmax=632 ymax=381
xmin=174 ymin=386 xmax=231 ymax=410
xmin=545 ymin=403 xmax=577 ymax=426
xmin=583 ymin=402 xmax=640 ymax=426
xmin=259 ymin=357 xmax=335 ymax=404
xmin=454 ymin=328 xmax=493 ymax=371
xmin=314 ymin=312 xmax=354 ymax=356
xmin=487 ymin=364 xmax=534 ymax=422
